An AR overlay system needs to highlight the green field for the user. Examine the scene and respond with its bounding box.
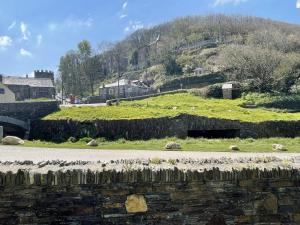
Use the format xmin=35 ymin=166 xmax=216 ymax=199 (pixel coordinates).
xmin=25 ymin=137 xmax=300 ymax=152
xmin=44 ymin=93 xmax=300 ymax=122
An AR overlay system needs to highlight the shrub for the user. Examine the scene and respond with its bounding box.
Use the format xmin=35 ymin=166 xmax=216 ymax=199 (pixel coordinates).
xmin=189 ymin=83 xmax=223 ymax=98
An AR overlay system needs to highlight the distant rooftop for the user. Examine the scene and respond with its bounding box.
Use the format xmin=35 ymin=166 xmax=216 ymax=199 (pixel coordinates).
xmin=2 ymin=76 xmax=54 ymax=88
xmin=102 ymin=79 xmax=146 ymax=88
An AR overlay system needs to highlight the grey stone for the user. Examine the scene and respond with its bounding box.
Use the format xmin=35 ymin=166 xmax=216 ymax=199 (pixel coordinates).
xmin=2 ymin=136 xmax=25 ymax=145
xmin=165 ymin=142 xmax=181 ymax=150
xmin=87 ymin=139 xmax=98 ymax=147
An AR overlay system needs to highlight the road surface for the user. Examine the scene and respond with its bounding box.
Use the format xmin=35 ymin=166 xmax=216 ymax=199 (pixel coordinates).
xmin=0 ymin=145 xmax=298 ymax=163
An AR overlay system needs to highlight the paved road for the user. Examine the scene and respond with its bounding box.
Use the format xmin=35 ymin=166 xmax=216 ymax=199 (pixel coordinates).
xmin=0 ymin=145 xmax=298 ymax=163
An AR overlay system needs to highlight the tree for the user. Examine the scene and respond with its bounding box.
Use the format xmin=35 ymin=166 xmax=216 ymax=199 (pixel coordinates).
xmin=77 ymin=40 xmax=96 ymax=95
xmin=59 ymin=51 xmax=82 ymax=96
xmin=78 ymin=40 xmax=92 ymax=57
xmin=161 ymin=50 xmax=182 ymax=76
xmin=222 ymin=45 xmax=282 ymax=92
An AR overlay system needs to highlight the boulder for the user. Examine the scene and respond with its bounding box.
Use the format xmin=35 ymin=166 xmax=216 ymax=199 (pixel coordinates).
xmin=272 ymin=144 xmax=287 ymax=151
xmin=165 ymin=142 xmax=181 ymax=150
xmin=230 ymin=145 xmax=240 ymax=151
xmin=2 ymin=136 xmax=25 ymax=145
xmin=125 ymin=194 xmax=148 ymax=213
xmin=68 ymin=137 xmax=77 ymax=143
xmin=86 ymin=139 xmax=98 ymax=147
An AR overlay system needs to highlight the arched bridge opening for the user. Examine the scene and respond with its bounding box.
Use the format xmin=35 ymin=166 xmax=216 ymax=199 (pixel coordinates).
xmin=0 ymin=116 xmax=29 ymax=139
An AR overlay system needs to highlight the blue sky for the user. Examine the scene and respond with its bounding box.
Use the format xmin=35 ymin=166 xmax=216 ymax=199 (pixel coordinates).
xmin=0 ymin=0 xmax=299 ymax=76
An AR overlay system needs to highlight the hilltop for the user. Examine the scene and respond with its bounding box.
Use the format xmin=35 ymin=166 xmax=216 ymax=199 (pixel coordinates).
xmin=59 ymin=14 xmax=300 ymax=96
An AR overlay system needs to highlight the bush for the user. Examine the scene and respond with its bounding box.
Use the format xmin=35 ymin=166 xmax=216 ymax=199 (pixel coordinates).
xmin=189 ymin=83 xmax=223 ymax=98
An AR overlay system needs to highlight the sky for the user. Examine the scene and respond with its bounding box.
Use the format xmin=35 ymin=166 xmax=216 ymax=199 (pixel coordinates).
xmin=0 ymin=0 xmax=299 ymax=76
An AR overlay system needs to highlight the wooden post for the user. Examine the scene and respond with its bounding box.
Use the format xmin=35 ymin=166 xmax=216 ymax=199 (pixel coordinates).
xmin=0 ymin=126 xmax=3 ymax=143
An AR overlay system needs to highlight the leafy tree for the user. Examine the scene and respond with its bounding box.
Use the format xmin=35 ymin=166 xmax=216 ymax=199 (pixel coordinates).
xmin=222 ymin=45 xmax=282 ymax=92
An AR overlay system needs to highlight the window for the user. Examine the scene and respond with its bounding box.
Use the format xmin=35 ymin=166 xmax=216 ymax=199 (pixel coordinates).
xmin=109 ymin=89 xmax=114 ymax=95
xmin=0 ymin=88 xmax=5 ymax=94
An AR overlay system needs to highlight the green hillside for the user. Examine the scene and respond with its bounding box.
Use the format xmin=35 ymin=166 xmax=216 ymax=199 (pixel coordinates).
xmin=58 ymin=14 xmax=300 ymax=97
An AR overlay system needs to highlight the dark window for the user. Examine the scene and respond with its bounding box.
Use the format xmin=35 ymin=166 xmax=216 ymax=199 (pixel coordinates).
xmin=188 ymin=129 xmax=240 ymax=139
xmin=0 ymin=88 xmax=5 ymax=94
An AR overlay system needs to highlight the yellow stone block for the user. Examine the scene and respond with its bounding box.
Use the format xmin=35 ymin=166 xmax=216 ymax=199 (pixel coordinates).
xmin=125 ymin=194 xmax=148 ymax=213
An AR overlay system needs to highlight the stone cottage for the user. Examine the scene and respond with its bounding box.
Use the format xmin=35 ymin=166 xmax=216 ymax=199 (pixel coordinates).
xmin=99 ymin=79 xmax=150 ymax=101
xmin=0 ymin=70 xmax=55 ymax=101
xmin=0 ymin=82 xmax=15 ymax=103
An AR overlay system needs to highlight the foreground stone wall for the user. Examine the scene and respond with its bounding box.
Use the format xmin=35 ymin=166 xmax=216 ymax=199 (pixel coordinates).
xmin=0 ymin=168 xmax=300 ymax=224
xmin=30 ymin=114 xmax=300 ymax=141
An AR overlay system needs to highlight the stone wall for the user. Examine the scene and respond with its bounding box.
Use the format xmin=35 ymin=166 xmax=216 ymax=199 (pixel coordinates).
xmin=157 ymin=73 xmax=226 ymax=92
xmin=0 ymin=100 xmax=59 ymax=121
xmin=0 ymin=168 xmax=300 ymax=224
xmin=30 ymin=114 xmax=300 ymax=141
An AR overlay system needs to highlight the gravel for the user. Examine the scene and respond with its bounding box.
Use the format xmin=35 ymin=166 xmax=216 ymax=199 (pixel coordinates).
xmin=0 ymin=145 xmax=299 ymax=173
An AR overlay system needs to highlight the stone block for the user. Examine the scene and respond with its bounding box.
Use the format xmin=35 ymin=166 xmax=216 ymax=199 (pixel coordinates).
xmin=125 ymin=194 xmax=148 ymax=213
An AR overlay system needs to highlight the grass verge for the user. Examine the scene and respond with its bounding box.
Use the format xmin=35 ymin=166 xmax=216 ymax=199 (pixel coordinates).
xmin=24 ymin=137 xmax=300 ymax=152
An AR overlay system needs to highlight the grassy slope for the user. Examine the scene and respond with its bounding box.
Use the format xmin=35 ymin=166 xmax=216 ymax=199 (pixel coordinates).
xmin=44 ymin=93 xmax=300 ymax=122
xmin=25 ymin=137 xmax=300 ymax=152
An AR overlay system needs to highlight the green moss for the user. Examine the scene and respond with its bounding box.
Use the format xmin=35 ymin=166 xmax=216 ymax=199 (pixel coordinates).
xmin=44 ymin=93 xmax=300 ymax=122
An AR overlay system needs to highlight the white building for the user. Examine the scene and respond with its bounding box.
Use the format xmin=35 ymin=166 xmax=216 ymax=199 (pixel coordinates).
xmin=0 ymin=83 xmax=15 ymax=103
xmin=99 ymin=79 xmax=151 ymax=100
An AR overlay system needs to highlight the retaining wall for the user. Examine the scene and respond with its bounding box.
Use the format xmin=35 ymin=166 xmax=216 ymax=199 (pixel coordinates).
xmin=1 ymin=168 xmax=300 ymax=224
xmin=30 ymin=114 xmax=300 ymax=141
xmin=0 ymin=101 xmax=59 ymax=121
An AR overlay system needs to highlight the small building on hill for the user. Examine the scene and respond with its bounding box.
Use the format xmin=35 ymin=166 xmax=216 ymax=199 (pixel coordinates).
xmin=222 ymin=82 xmax=241 ymax=99
xmin=99 ymin=79 xmax=150 ymax=100
xmin=0 ymin=70 xmax=55 ymax=101
xmin=0 ymin=82 xmax=15 ymax=103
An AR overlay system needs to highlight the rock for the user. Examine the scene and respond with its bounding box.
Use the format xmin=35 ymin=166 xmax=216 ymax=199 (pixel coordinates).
xmin=206 ymin=214 xmax=227 ymax=225
xmin=2 ymin=136 xmax=25 ymax=145
xmin=165 ymin=142 xmax=181 ymax=150
xmin=125 ymin=194 xmax=148 ymax=213
xmin=230 ymin=145 xmax=240 ymax=151
xmin=255 ymin=193 xmax=278 ymax=214
xmin=272 ymin=144 xmax=287 ymax=151
xmin=68 ymin=137 xmax=77 ymax=143
xmin=86 ymin=139 xmax=98 ymax=147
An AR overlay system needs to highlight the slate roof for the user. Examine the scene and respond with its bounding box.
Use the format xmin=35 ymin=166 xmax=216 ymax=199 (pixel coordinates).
xmin=2 ymin=76 xmax=54 ymax=88
xmin=104 ymin=79 xmax=129 ymax=88
xmin=103 ymin=79 xmax=148 ymax=89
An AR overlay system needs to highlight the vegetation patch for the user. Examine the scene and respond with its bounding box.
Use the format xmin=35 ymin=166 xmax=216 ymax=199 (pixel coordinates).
xmin=242 ymin=93 xmax=300 ymax=112
xmin=44 ymin=93 xmax=300 ymax=122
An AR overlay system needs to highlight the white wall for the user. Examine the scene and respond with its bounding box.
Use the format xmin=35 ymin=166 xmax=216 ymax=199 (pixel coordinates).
xmin=0 ymin=83 xmax=15 ymax=103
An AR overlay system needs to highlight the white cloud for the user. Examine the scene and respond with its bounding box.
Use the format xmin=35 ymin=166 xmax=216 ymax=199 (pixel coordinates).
xmin=20 ymin=22 xmax=31 ymax=40
xmin=297 ymin=0 xmax=300 ymax=8
xmin=120 ymin=14 xmax=128 ymax=19
xmin=8 ymin=21 xmax=16 ymax=30
xmin=48 ymin=23 xmax=58 ymax=31
xmin=213 ymin=0 xmax=248 ymax=6
xmin=20 ymin=48 xmax=32 ymax=57
xmin=124 ymin=21 xmax=144 ymax=33
xmin=65 ymin=17 xmax=94 ymax=28
xmin=0 ymin=36 xmax=12 ymax=50
xmin=122 ymin=1 xmax=128 ymax=10
xmin=48 ymin=17 xmax=94 ymax=31
xmin=37 ymin=34 xmax=43 ymax=46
